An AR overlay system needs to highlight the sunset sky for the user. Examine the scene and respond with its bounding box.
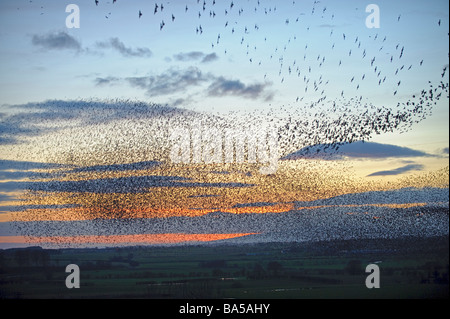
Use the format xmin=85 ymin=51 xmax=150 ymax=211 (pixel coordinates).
xmin=0 ymin=0 xmax=448 ymax=248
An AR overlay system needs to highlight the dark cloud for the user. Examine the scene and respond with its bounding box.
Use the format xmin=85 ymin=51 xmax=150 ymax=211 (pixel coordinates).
xmin=95 ymin=37 xmax=152 ymax=58
xmin=0 ymin=160 xmax=69 ymax=186
xmin=207 ymin=77 xmax=271 ymax=100
xmin=127 ymin=67 xmax=210 ymax=96
xmin=93 ymin=68 xmax=270 ymax=101
xmin=94 ymin=76 xmax=119 ymax=86
xmin=294 ymin=187 xmax=448 ymax=207
xmin=201 ymin=53 xmax=219 ymax=63
xmin=170 ymin=98 xmax=188 ymax=107
xmin=0 ymin=117 xmax=51 ymax=145
xmin=25 ymin=175 xmax=253 ymax=194
xmin=0 ymin=160 xmax=69 ymax=171
xmin=0 ymin=160 xmax=159 ymax=180
xmin=0 ymin=102 xmax=93 ymax=145
xmin=98 ymin=68 xmax=270 ymax=100
xmin=31 ymin=31 xmax=81 ymax=51
xmin=0 ymin=136 xmax=19 ymax=145
xmin=0 ymin=193 xmax=16 ymax=202
xmin=0 ymin=204 xmax=80 ymax=213
xmin=367 ymin=164 xmax=425 ymax=176
xmin=67 ymin=161 xmax=161 ymax=173
xmin=173 ymin=51 xmax=205 ymax=62
xmin=173 ymin=52 xmax=218 ymax=63
xmin=31 ymin=34 xmax=152 ymax=58
xmin=0 ymin=100 xmax=189 ymax=144
xmin=0 ymin=181 xmax=27 ymax=193
xmin=282 ymin=141 xmax=435 ymax=160
xmin=0 ymin=171 xmax=54 ymax=180
xmin=0 ymin=162 xmax=249 ymax=195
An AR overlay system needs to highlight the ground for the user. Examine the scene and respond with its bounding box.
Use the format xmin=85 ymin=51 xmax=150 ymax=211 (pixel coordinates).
xmin=0 ymin=235 xmax=448 ymax=299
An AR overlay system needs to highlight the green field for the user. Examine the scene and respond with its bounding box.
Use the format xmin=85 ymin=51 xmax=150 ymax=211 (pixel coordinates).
xmin=0 ymin=236 xmax=448 ymax=299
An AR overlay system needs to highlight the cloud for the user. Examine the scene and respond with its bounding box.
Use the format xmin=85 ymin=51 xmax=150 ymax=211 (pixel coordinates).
xmin=367 ymin=164 xmax=425 ymax=176
xmin=170 ymin=98 xmax=188 ymax=107
xmin=335 ymin=142 xmax=434 ymax=158
xmin=94 ymin=76 xmax=119 ymax=86
xmin=67 ymin=161 xmax=161 ymax=173
xmin=0 ymin=160 xmax=70 ymax=187
xmin=95 ymin=38 xmax=152 ymax=58
xmin=282 ymin=141 xmax=435 ymax=160
xmin=31 ymin=31 xmax=81 ymax=51
xmin=103 ymin=68 xmax=272 ymax=99
xmin=294 ymin=187 xmax=449 ymax=207
xmin=0 ymin=100 xmax=189 ymax=144
xmin=92 ymin=68 xmax=271 ymax=101
xmin=31 ymin=34 xmax=152 ymax=58
xmin=126 ymin=67 xmax=210 ymax=96
xmin=0 ymin=193 xmax=16 ymax=202
xmin=0 ymin=117 xmax=47 ymax=145
xmin=0 ymin=204 xmax=80 ymax=213
xmin=0 ymin=136 xmax=19 ymax=145
xmin=0 ymin=181 xmax=27 ymax=193
xmin=0 ymin=101 xmax=88 ymax=144
xmin=207 ymin=77 xmax=272 ymax=100
xmin=173 ymin=51 xmax=218 ymax=63
xmin=173 ymin=51 xmax=205 ymax=61
xmin=0 ymin=160 xmax=69 ymax=171
xmin=201 ymin=53 xmax=219 ymax=63
xmin=0 ymin=171 xmax=54 ymax=180
xmin=25 ymin=175 xmax=254 ymax=194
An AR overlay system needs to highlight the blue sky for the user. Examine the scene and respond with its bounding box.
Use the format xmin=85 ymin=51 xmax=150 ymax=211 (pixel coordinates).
xmin=0 ymin=0 xmax=448 ymax=108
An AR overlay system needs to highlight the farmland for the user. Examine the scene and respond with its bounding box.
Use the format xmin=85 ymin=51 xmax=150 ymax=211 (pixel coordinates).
xmin=0 ymin=236 xmax=448 ymax=299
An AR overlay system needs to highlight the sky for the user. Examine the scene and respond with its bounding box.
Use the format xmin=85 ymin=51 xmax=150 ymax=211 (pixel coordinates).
xmin=0 ymin=0 xmax=448 ymax=248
